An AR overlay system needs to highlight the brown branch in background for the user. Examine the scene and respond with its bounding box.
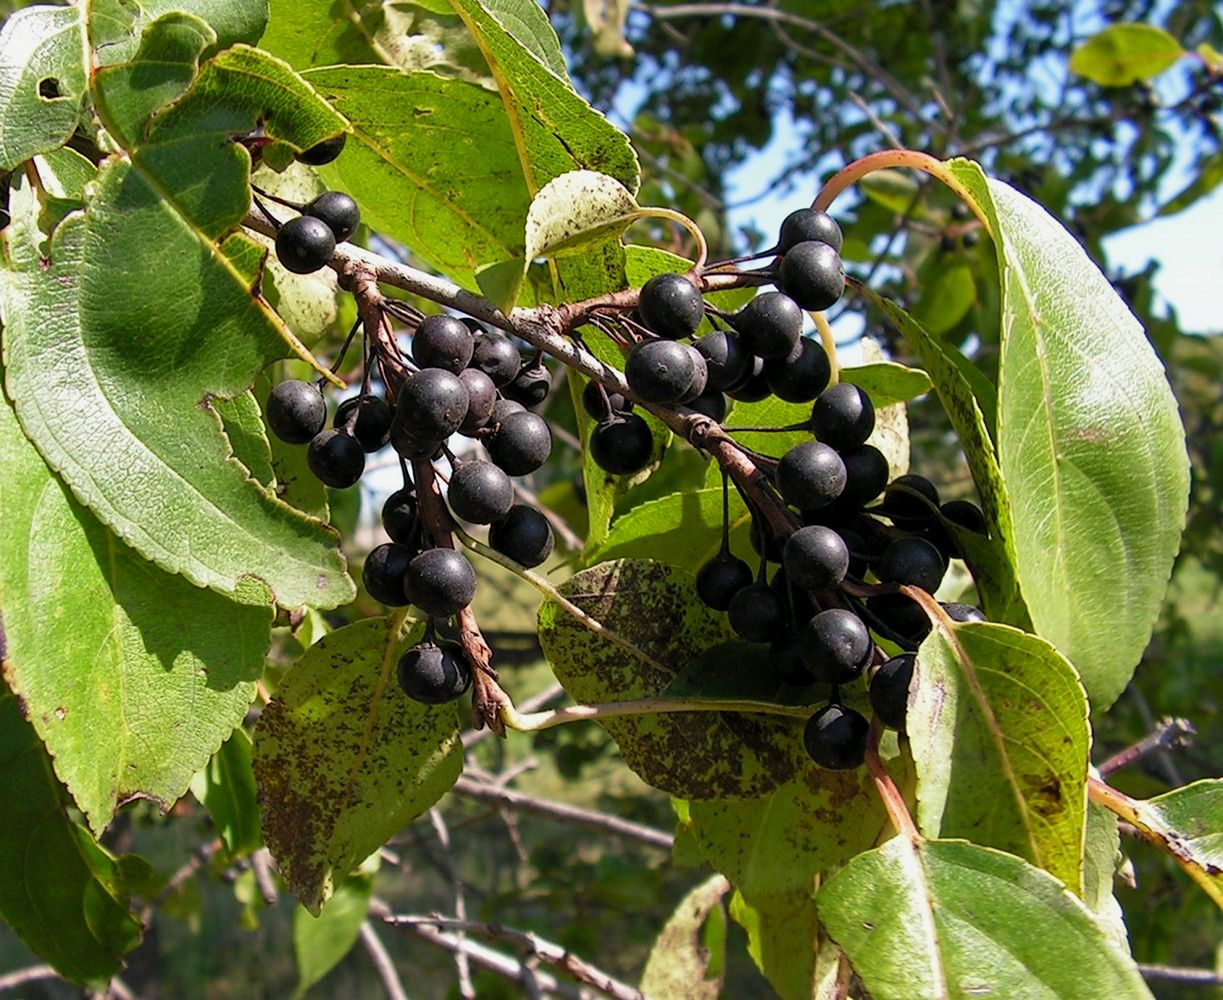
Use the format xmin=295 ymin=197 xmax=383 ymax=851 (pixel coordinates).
xmin=428 ymin=808 xmax=475 ymax=1000
xmin=0 ymin=966 xmax=57 ymax=994
xmin=1138 ymin=964 xmax=1223 ymax=987
xmin=359 ymin=922 xmax=410 ymax=1000
xmin=382 ymin=915 xmax=646 ymax=1000
xmin=1097 ymin=717 xmax=1195 ymax=777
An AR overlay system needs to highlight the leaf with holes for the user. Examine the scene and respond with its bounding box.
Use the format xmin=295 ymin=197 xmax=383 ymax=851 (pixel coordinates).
xmin=0 ymin=379 xmax=272 ymax=834
xmin=537 ymin=560 xmax=810 ymax=799
xmin=0 ymin=5 xmax=87 ymax=169
xmin=253 ymin=615 xmax=463 ymax=914
xmin=908 ymin=620 xmax=1090 ymax=893
xmin=949 ymin=160 xmax=1189 ymax=709
xmin=818 ymin=838 xmax=1152 ymax=999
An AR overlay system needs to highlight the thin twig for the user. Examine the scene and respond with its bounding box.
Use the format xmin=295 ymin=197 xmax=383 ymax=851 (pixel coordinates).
xmin=1097 ymin=717 xmax=1195 ymax=777
xmin=384 ymin=915 xmax=645 ymax=1000
xmin=1137 ymin=964 xmax=1223 ymax=986
xmin=0 ymin=965 xmax=57 ymax=993
xmin=462 ymin=682 xmax=566 ymax=750
xmin=429 ymin=809 xmax=476 ymax=1000
xmin=250 ymin=847 xmax=279 ymax=905
xmin=450 ymin=774 xmax=675 ymax=850
xmin=359 ymin=921 xmax=410 ymax=1000
xmin=1125 ymin=687 xmax=1186 ymax=787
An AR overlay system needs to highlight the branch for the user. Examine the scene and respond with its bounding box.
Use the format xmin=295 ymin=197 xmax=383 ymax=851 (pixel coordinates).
xmin=1137 ymin=964 xmax=1223 ymax=986
xmin=428 ymin=808 xmax=476 ymax=1000
xmin=450 ymin=774 xmax=675 ymax=851
xmin=360 ymin=921 xmax=410 ymax=1000
xmin=1097 ymin=717 xmax=1195 ymax=777
xmin=0 ymin=965 xmax=57 ymax=993
xmin=383 ymin=915 xmax=645 ymax=1000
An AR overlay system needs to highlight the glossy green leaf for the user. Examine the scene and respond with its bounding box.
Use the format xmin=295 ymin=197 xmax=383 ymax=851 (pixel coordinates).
xmin=839 ymin=361 xmax=932 ymax=407
xmin=950 ymin=160 xmax=1190 ymax=709
xmin=639 ymin=874 xmax=729 ymax=1000
xmin=0 ymin=379 xmax=272 ymax=833
xmin=0 ymin=688 xmax=143 ymax=986
xmin=190 ymin=729 xmax=263 ymax=858
xmin=1070 ymin=23 xmax=1184 ymax=86
xmin=0 ymin=4 xmax=87 ymax=169
xmin=818 ymin=838 xmax=1152 ymax=1000
xmin=217 ymin=391 xmax=278 ymax=487
xmin=537 ymin=559 xmax=809 ymax=799
xmin=252 ymin=615 xmax=463 ymax=913
xmin=588 ymin=487 xmax=749 ymax=571
xmin=908 ymin=621 xmax=1090 ymax=893
xmin=913 ymin=260 xmax=976 ymax=335
xmin=293 ymin=871 xmax=373 ymax=996
xmin=0 ymin=137 xmax=352 ymax=611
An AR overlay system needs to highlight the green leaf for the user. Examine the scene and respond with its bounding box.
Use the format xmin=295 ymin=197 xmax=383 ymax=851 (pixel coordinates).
xmin=588 ymin=487 xmax=749 ymax=571
xmin=639 ymin=874 xmax=729 ymax=1000
xmin=0 ymin=4 xmax=87 ymax=169
xmin=217 ymin=390 xmax=278 ymax=486
xmin=1084 ymin=799 xmax=1129 ymax=947
xmin=858 ymin=167 xmax=921 ymax=215
xmin=88 ymin=0 xmax=268 ymax=62
xmin=1104 ymin=779 xmax=1223 ymax=909
xmin=949 ymin=160 xmax=1190 ymax=709
xmin=913 ymin=260 xmax=977 ymax=335
xmin=537 ymin=559 xmax=809 ymax=799
xmin=0 ymin=688 xmax=143 ymax=986
xmin=0 ymin=137 xmax=352 ymax=611
xmin=252 ymin=615 xmax=463 ymax=913
xmin=731 ymin=891 xmax=842 ymax=1000
xmin=0 ymin=380 xmax=273 ymax=833
xmin=1157 ymin=151 xmax=1222 ymax=217
xmin=866 ymin=289 xmax=1028 ymax=626
xmin=526 ymin=169 xmax=639 ymax=259
xmin=908 ymin=621 xmax=1090 ymax=893
xmin=839 ymin=361 xmax=932 ymax=407
xmin=293 ymin=871 xmax=373 ymax=996
xmin=305 ymin=65 xmax=532 ymax=293
xmin=190 ymin=729 xmax=263 ymax=858
xmin=818 ymin=838 xmax=1152 ymax=1000
xmin=1070 ymin=23 xmax=1184 ymax=86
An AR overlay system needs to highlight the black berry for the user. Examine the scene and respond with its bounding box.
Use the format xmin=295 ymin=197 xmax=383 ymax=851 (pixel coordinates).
xmin=381 ymin=488 xmax=420 ymax=545
xmin=448 ymin=460 xmax=514 ymax=524
xmin=487 ymin=410 xmax=552 ymax=476
xmin=728 ymin=583 xmax=786 ymax=643
xmin=637 ymin=272 xmax=705 ymax=339
xmin=395 ymin=368 xmax=470 ymax=442
xmin=489 ymin=505 xmax=554 ymax=568
xmin=397 ymin=640 xmax=471 ymax=704
xmin=470 ymin=331 xmax=522 ymax=387
xmin=943 ymin=602 xmax=986 ymax=623
xmin=695 ymin=552 xmax=754 ymax=611
xmin=764 ymin=337 xmax=831 ymax=403
xmin=733 ymin=291 xmax=803 ymax=359
xmin=801 ymin=608 xmax=872 ymax=685
xmin=693 ymin=331 xmax=750 ymax=392
xmin=362 ymin=543 xmax=413 ymax=606
xmin=266 ymin=379 xmax=326 ymax=444
xmin=776 ymin=440 xmax=847 ymax=511
xmin=777 ymin=208 xmax=843 ymax=254
xmin=306 ymin=429 xmax=365 ymax=488
xmin=876 ymin=536 xmax=947 ymax=593
xmin=782 ymin=525 xmax=849 ymax=591
xmin=457 ymin=368 xmax=497 ymax=435
xmin=881 ymin=474 xmax=941 ymax=523
xmin=870 ymin=653 xmax=915 ymax=730
xmin=811 ymin=383 xmax=875 ymax=451
xmin=405 ymin=548 xmax=477 ymax=618
xmin=334 ymin=394 xmax=393 ymax=452
xmin=581 ymin=380 xmax=632 ymax=419
xmin=590 ymin=413 xmax=655 ymax=475
xmin=414 ymin=315 xmax=476 ymax=374
xmin=275 ymin=215 xmax=336 ymax=275
xmin=297 ymin=133 xmax=346 ymax=165
xmin=804 ymin=703 xmax=869 ymax=770
xmin=778 ymin=240 xmax=845 ymax=311
xmin=625 ymin=340 xmax=700 ymax=404
xmin=304 ymin=191 xmax=360 ymax=242
xmin=502 ymin=363 xmax=551 ymax=408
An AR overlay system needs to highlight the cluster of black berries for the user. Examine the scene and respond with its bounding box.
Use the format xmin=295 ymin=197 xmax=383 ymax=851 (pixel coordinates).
xmin=264 ymin=316 xmax=559 ymax=709
xmin=584 ymin=208 xmax=847 ymax=478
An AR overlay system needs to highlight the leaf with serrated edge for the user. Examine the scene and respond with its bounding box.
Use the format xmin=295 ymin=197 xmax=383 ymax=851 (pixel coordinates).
xmin=538 ymin=559 xmax=809 ymax=799
xmin=0 ymin=5 xmax=87 ymax=169
xmin=0 ymin=688 xmax=142 ymax=987
xmin=949 ymin=160 xmax=1189 ymax=709
xmin=0 ymin=138 xmax=351 ymax=610
xmin=908 ymin=620 xmax=1089 ymax=893
xmin=253 ymin=615 xmax=463 ymax=914
xmin=0 ymin=378 xmax=273 ymax=833
xmin=640 ymin=874 xmax=729 ymax=1000
xmin=818 ymin=838 xmax=1152 ymax=1000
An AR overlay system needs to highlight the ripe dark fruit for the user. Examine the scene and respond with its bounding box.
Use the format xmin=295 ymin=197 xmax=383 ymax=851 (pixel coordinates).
xmin=487 ymin=410 xmax=552 ymax=476
xmin=266 ymin=379 xmax=326 ymax=444
xmin=581 ymin=379 xmax=632 ymax=419
xmin=801 ymin=608 xmax=872 ymax=684
xmin=275 ymin=215 xmax=336 ymax=274
xmin=590 ymin=413 xmax=654 ymax=475
xmin=778 ymin=208 xmax=843 ymax=253
xmin=470 ymin=331 xmax=522 ymax=386
xmin=686 ymin=388 xmax=727 ymax=422
xmin=304 ymin=191 xmax=360 ymax=242
xmin=448 ymin=460 xmax=514 ymax=524
xmin=502 ymin=363 xmax=551 ymax=408
xmin=637 ymin=272 xmax=705 ymax=339
xmin=838 ymin=444 xmax=890 ymax=509
xmin=811 ymin=383 xmax=875 ymax=450
xmin=779 ymin=240 xmax=845 ymax=311
xmin=804 ymin=703 xmax=869 ymax=770
xmin=724 ymin=357 xmax=771 ymax=402
xmin=489 ymin=397 xmax=525 ymax=429
xmin=728 ymin=583 xmax=786 ymax=643
xmin=457 ymin=368 xmax=497 ymax=435
xmin=764 ymin=337 xmax=831 ymax=403
xmin=941 ymin=499 xmax=987 ymax=535
xmin=772 ymin=632 xmax=816 ymax=685
xmin=395 ymin=368 xmax=470 ymax=442
xmin=943 ymin=602 xmax=987 ymax=623
xmin=397 ymin=640 xmax=471 ymax=704
xmin=334 ymin=394 xmax=393 ymax=452
xmin=489 ymin=505 xmax=554 ymax=568
xmin=405 ymin=548 xmax=477 ymax=618
xmin=414 ymin=315 xmax=476 ymax=374
xmin=696 ymin=552 xmax=754 ymax=611
xmin=297 ymin=133 xmax=346 ymax=165
xmin=776 ymin=440 xmax=847 ymax=511
xmin=381 ymin=488 xmax=419 ymax=545
xmin=866 ymin=593 xmax=931 ymax=648
xmin=733 ymin=291 xmax=804 ymax=359
xmin=881 ymin=474 xmax=941 ymax=523
xmin=876 ymin=536 xmax=947 ymax=593
xmin=694 ymin=331 xmax=750 ymax=392
xmin=677 ymin=348 xmax=709 ymax=403
xmin=870 ymin=653 xmax=916 ymax=730
xmin=306 ymin=429 xmax=365 ymax=488
xmin=362 ymin=543 xmax=413 ymax=606
xmin=625 ymin=340 xmax=699 ymax=404
xmin=783 ymin=525 xmax=849 ymax=591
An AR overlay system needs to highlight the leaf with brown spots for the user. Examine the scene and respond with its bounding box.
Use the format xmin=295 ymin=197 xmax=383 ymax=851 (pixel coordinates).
xmin=253 ymin=615 xmax=462 ymax=914
xmin=908 ymin=620 xmax=1090 ymax=894
xmin=537 ymin=559 xmax=808 ymax=799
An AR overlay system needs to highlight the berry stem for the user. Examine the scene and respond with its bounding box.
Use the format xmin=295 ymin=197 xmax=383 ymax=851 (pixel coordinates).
xmin=502 ymin=695 xmax=813 ymax=733
xmin=812 ymin=310 xmax=840 ymax=385
xmin=864 ymin=719 xmax=919 ymax=841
